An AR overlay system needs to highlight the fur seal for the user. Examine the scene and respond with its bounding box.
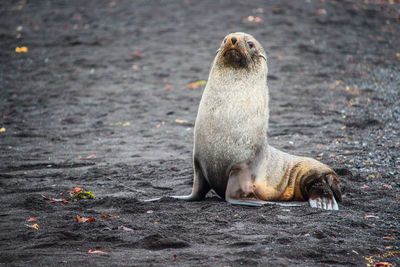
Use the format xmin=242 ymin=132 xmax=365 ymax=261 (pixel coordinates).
xmin=149 ymin=32 xmax=342 ymax=210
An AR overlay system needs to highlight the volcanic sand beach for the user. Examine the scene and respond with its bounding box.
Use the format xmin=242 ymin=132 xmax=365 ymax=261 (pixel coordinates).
xmin=1 ymin=0 xmax=399 ymax=266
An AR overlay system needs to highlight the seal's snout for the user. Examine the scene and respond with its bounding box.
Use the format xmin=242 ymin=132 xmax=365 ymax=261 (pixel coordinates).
xmin=218 ymin=32 xmax=266 ymax=69
xmin=225 ymin=35 xmax=239 ymax=48
xmin=220 ymin=34 xmax=246 ymax=67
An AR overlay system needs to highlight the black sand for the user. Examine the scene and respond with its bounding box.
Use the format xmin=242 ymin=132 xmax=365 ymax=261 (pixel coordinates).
xmin=1 ymin=0 xmax=399 ymax=266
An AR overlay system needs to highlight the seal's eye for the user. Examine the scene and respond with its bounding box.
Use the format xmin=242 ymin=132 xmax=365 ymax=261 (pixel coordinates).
xmin=247 ymin=41 xmax=254 ymax=48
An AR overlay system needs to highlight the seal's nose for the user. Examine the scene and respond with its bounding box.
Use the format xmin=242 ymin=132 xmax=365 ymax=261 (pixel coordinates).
xmin=231 ymin=36 xmax=237 ymax=45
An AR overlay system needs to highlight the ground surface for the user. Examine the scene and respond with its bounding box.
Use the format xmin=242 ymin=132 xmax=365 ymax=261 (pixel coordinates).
xmin=1 ymin=0 xmax=399 ymax=266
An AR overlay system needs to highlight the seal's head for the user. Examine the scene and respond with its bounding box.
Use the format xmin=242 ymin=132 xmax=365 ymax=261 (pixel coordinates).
xmin=216 ymin=32 xmax=266 ymax=70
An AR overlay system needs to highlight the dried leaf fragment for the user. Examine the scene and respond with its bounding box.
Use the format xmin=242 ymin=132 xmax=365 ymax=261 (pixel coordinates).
xmin=188 ymin=80 xmax=207 ymax=88
xmin=26 ymin=223 xmax=39 ymax=230
xmin=175 ymin=119 xmax=188 ymax=124
xmin=42 ymin=194 xmax=69 ymax=204
xmin=382 ymin=184 xmax=392 ymax=189
xmin=116 ymin=122 xmax=131 ymax=127
xmin=242 ymin=16 xmax=263 ymax=23
xmin=76 ymin=215 xmax=96 ymax=223
xmin=374 ymin=262 xmax=392 ymax=267
xmin=0 ymin=127 xmax=5 ymax=133
xmin=118 ymin=225 xmax=133 ymax=231
xmin=15 ymin=46 xmax=28 ymax=53
xmin=27 ymin=217 xmax=36 ymax=222
xmin=88 ymin=249 xmax=106 ymax=254
xmin=175 ymin=119 xmax=194 ymax=126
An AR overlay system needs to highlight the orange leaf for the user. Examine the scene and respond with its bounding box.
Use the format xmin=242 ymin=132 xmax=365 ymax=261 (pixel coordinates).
xmin=76 ymin=215 xmax=95 ymax=223
xmin=189 ymin=83 xmax=198 ymax=88
xmin=374 ymin=262 xmax=392 ymax=267
xmin=88 ymin=249 xmax=106 ymax=254
xmin=15 ymin=46 xmax=28 ymax=53
xmin=26 ymin=223 xmax=39 ymax=230
xmin=27 ymin=217 xmax=36 ymax=222
xmin=76 ymin=215 xmax=86 ymax=222
xmin=74 ymin=187 xmax=83 ymax=193
xmin=101 ymin=214 xmax=110 ymax=218
xmin=166 ymin=85 xmax=172 ymax=90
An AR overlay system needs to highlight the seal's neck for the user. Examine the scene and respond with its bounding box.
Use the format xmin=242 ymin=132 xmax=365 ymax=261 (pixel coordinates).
xmin=207 ymin=62 xmax=268 ymax=95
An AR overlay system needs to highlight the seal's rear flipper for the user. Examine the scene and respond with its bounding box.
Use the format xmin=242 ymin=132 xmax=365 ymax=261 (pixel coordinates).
xmin=303 ymin=173 xmax=342 ymax=211
xmin=309 ymin=196 xmax=338 ymax=210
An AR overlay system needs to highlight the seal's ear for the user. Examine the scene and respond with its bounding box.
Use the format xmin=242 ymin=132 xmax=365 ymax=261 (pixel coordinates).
xmin=216 ymin=48 xmax=221 ymax=54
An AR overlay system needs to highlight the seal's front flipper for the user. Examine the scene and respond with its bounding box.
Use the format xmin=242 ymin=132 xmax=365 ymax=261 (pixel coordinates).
xmin=303 ymin=173 xmax=342 ymax=211
xmin=146 ymin=160 xmax=211 ymax=202
xmin=144 ymin=166 xmax=210 ymax=202
xmin=172 ymin=160 xmax=211 ymax=201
